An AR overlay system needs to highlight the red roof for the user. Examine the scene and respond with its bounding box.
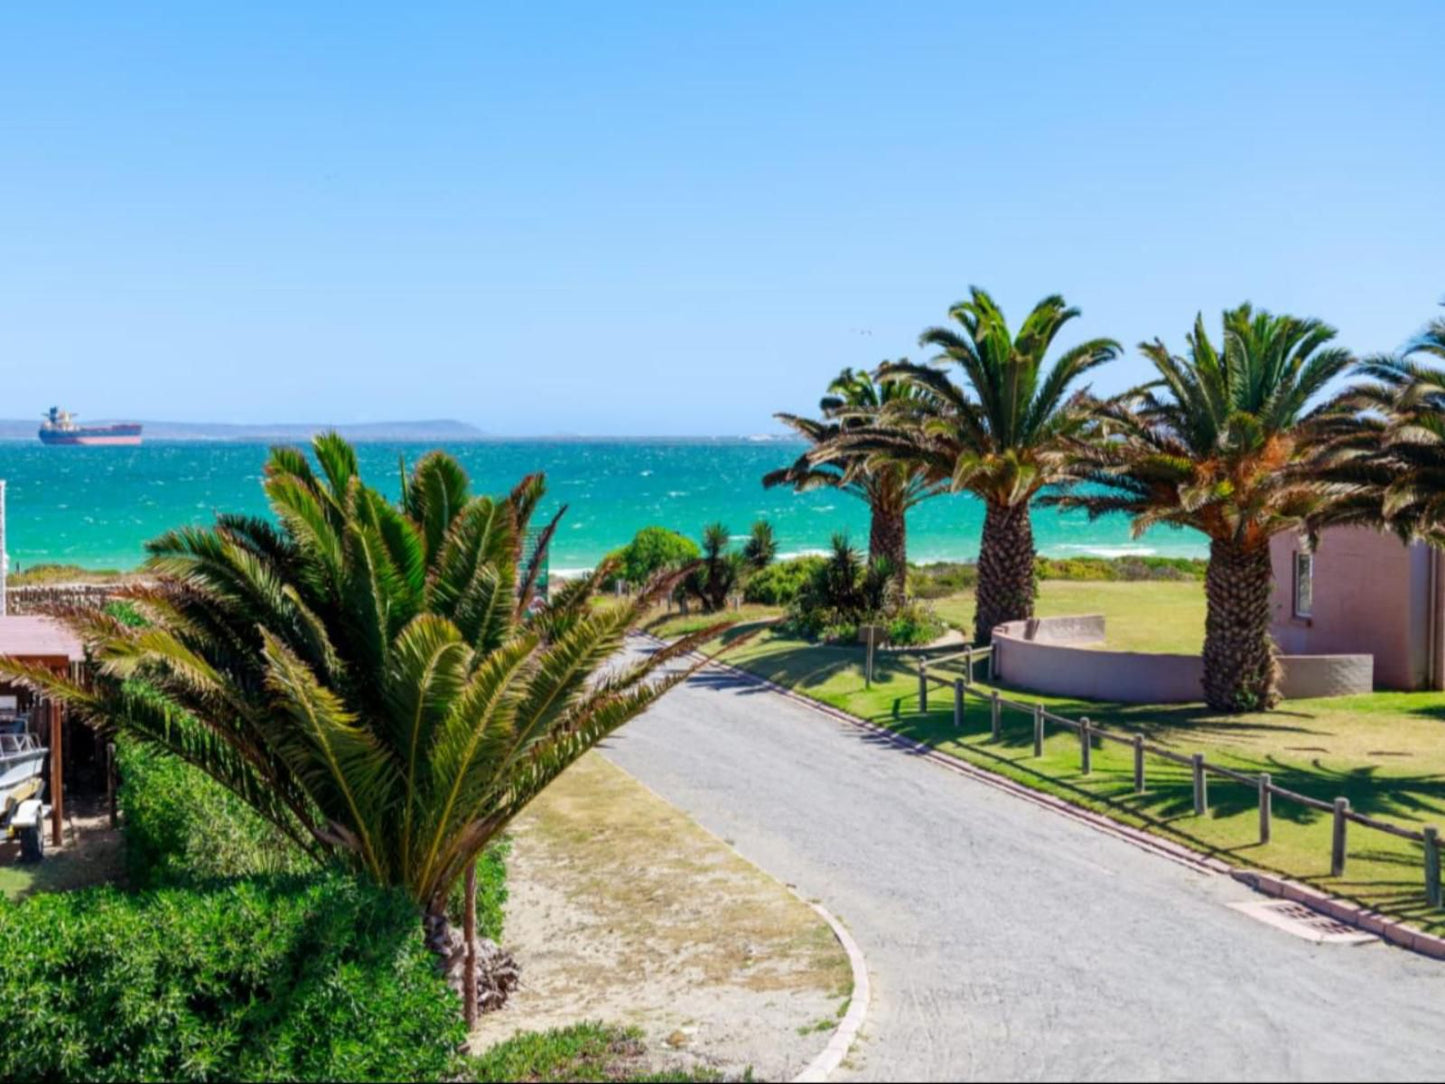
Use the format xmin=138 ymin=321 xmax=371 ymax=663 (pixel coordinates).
xmin=0 ymin=616 xmax=85 ymax=663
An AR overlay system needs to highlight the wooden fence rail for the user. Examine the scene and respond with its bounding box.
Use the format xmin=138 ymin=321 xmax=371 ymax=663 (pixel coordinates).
xmin=908 ymin=655 xmax=1443 ymax=909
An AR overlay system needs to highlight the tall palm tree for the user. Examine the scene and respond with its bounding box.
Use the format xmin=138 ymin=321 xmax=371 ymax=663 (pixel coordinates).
xmin=5 ymin=435 xmax=726 ymax=1015
xmin=1327 ymin=311 xmax=1445 ymax=541
xmin=764 ymin=366 xmax=942 ymax=593
xmin=1050 ymin=304 xmax=1355 ymax=711
xmin=839 ymin=290 xmax=1120 ymax=644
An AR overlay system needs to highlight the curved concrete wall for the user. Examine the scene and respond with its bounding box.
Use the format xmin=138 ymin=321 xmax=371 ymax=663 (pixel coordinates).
xmin=993 ymin=615 xmax=1373 ymax=704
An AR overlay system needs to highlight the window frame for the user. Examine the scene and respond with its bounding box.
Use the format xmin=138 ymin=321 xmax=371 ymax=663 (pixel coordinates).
xmin=1292 ymin=550 xmax=1314 ymax=620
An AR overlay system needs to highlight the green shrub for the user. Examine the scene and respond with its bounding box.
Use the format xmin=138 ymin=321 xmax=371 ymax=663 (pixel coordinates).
xmin=744 ymin=555 xmax=825 ymax=605
xmin=886 ymin=601 xmax=945 ymax=646
xmin=117 ymin=740 xmax=313 ymax=887
xmin=908 ymin=562 xmax=977 ymax=598
xmin=0 ymin=875 xmax=465 ymax=1083
xmin=607 ymin=526 xmax=700 ymax=586
xmin=467 ymin=1022 xmax=725 ymax=1083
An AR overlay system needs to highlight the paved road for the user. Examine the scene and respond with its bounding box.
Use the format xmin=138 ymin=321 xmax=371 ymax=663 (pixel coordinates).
xmin=599 ymin=645 xmax=1445 ymax=1082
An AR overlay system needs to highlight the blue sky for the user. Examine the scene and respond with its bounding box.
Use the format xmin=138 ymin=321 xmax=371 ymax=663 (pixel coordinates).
xmin=1 ymin=2 xmax=1441 ymax=434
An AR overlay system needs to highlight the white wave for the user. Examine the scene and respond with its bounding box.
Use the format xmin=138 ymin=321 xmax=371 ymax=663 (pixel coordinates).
xmin=1050 ymin=544 xmax=1158 ymax=557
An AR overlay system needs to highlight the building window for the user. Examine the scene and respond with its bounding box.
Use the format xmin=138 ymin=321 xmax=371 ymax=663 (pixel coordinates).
xmin=1293 ymin=551 xmax=1314 ymax=619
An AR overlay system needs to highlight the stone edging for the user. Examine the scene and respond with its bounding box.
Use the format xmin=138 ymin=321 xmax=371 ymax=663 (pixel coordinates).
xmin=791 ymin=902 xmax=870 ymax=1084
xmin=640 ymin=633 xmax=1445 ymax=964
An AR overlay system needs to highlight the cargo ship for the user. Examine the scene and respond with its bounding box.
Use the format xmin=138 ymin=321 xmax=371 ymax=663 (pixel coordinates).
xmin=38 ymin=407 xmax=143 ymax=446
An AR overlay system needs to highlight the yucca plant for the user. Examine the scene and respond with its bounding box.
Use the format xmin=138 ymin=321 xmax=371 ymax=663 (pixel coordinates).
xmin=765 ymin=366 xmax=941 ymax=593
xmin=4 ymin=435 xmax=726 ymax=1017
xmin=680 ymin=520 xmax=774 ymax=612
xmin=1050 ymin=305 xmax=1355 ymax=711
xmin=836 ymin=291 xmax=1120 ymax=644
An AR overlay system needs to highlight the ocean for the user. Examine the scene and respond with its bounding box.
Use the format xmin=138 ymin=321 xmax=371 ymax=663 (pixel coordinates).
xmin=0 ymin=440 xmax=1206 ymax=574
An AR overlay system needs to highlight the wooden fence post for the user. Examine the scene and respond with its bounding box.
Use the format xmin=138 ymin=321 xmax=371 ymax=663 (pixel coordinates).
xmin=1132 ymin=735 xmax=1145 ymax=793
xmin=1425 ymin=826 xmax=1441 ymax=909
xmin=864 ymin=628 xmax=875 ymax=690
xmin=986 ymin=645 xmax=994 ymax=684
xmin=1258 ymin=772 xmax=1272 ymax=845
xmin=953 ymin=678 xmax=963 ymax=728
xmin=1332 ymin=798 xmax=1350 ymax=877
xmin=918 ymin=660 xmax=928 ymax=712
xmin=49 ymin=700 xmax=63 ymax=847
xmin=963 ymin=645 xmax=973 ymax=687
xmin=1079 ymin=717 xmax=1092 ymax=775
xmin=990 ymin=689 xmax=1001 ymax=741
xmin=1032 ymin=703 xmax=1044 ymax=757
xmin=107 ymin=742 xmax=118 ymax=829
xmin=1191 ymin=754 xmax=1207 ymax=815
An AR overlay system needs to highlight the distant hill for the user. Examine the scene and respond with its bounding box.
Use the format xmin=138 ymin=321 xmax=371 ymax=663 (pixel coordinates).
xmin=0 ymin=419 xmax=486 ymax=442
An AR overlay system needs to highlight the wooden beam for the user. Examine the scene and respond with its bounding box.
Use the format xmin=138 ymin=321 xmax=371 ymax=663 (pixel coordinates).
xmin=49 ymin=699 xmax=62 ymax=846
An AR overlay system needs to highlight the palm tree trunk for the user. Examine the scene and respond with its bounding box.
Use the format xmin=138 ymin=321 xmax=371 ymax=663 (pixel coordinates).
xmin=423 ymin=901 xmax=520 ymax=1021
xmin=975 ymin=500 xmax=1035 ymax=646
xmin=1202 ymin=538 xmax=1280 ymax=712
xmin=868 ymin=507 xmax=908 ymax=596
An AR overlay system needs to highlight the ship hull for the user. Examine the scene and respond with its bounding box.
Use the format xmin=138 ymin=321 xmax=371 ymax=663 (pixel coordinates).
xmin=38 ymin=425 xmax=143 ymax=446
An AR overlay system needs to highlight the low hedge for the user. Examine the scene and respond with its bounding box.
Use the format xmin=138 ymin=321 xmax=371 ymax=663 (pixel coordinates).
xmin=117 ymin=740 xmax=313 ymax=887
xmin=743 ymin=555 xmax=825 ymax=605
xmin=0 ymin=874 xmax=465 ymax=1083
xmin=119 ymin=741 xmax=510 ymax=942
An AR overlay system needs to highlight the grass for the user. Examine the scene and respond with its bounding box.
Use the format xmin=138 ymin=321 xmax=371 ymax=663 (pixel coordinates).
xmin=677 ymin=585 xmax=1445 ymax=938
xmin=0 ymin=814 xmax=127 ymax=901
xmin=643 ymin=581 xmax=1207 ymax=655
xmin=467 ymin=1023 xmax=735 ymax=1082
xmin=931 ymin=580 xmax=1207 ymax=654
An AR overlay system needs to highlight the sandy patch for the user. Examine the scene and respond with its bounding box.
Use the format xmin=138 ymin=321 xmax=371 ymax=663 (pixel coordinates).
xmin=470 ymin=752 xmax=851 ymax=1080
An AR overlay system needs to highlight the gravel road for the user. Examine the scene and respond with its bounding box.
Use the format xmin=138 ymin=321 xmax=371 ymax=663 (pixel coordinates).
xmin=599 ymin=645 xmax=1445 ymax=1082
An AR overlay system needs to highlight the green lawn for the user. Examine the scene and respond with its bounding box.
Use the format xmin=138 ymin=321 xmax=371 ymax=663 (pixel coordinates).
xmin=930 ymin=580 xmax=1207 ymax=653
xmin=683 ymin=589 xmax=1445 ymax=937
xmin=646 ymin=580 xmax=1208 ymax=655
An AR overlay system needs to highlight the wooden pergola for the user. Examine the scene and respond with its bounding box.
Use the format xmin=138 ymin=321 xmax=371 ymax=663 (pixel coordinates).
xmin=0 ymin=615 xmax=86 ymax=846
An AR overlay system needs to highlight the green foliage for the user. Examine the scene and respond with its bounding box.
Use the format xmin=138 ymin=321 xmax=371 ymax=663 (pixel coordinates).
xmin=7 ymin=435 xmax=712 ymax=916
xmin=445 ymin=837 xmax=509 ymax=943
xmin=740 ymin=520 xmax=777 ymax=570
xmin=101 ymin=600 xmax=148 ymax=627
xmin=0 ymin=875 xmax=465 ymax=1083
xmin=744 ymin=555 xmax=826 ymax=605
xmin=118 ymin=740 xmax=313 ymax=887
xmin=784 ymin=535 xmax=897 ymax=641
xmin=886 ymin=601 xmax=945 ymax=647
xmin=607 ymin=526 xmax=700 ymax=586
xmin=466 ymin=1022 xmax=727 ymax=1083
xmin=907 ymin=555 xmax=1207 ymax=598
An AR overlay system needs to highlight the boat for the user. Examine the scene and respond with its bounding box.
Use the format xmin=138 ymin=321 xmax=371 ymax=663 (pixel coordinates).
xmin=0 ymin=732 xmax=45 ymax=795
xmin=38 ymin=407 xmax=143 ymax=446
xmin=0 ymin=730 xmax=47 ymax=860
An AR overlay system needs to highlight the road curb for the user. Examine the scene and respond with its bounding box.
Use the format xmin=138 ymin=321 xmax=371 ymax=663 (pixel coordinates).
xmin=1231 ymin=870 xmax=1445 ymax=960
xmin=792 ymin=902 xmax=870 ymax=1084
xmin=640 ymin=632 xmax=1445 ymax=963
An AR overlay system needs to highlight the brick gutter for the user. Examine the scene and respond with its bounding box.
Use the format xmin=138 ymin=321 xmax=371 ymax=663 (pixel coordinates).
xmin=640 ymin=632 xmax=1445 ymax=963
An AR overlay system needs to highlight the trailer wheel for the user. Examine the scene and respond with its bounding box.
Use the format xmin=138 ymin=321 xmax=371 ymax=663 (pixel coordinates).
xmin=19 ymin=823 xmax=43 ymax=863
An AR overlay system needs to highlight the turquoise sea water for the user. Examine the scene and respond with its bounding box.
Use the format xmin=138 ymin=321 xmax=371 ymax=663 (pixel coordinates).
xmin=0 ymin=440 xmax=1207 ymax=573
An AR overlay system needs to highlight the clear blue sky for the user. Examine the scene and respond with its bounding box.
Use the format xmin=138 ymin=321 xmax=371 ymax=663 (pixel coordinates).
xmin=2 ymin=2 xmax=1441 ymax=435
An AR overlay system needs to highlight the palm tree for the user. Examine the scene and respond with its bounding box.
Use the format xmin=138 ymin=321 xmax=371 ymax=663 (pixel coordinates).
xmin=764 ymin=366 xmax=941 ymax=594
xmin=1327 ymin=311 xmax=1445 ymax=541
xmin=1050 ymin=305 xmax=1355 ymax=711
xmin=5 ymin=435 xmax=725 ymax=1016
xmin=839 ymin=290 xmax=1120 ymax=645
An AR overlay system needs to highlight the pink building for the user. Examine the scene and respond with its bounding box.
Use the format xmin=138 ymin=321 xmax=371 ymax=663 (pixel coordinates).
xmin=1269 ymin=527 xmax=1445 ymax=691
